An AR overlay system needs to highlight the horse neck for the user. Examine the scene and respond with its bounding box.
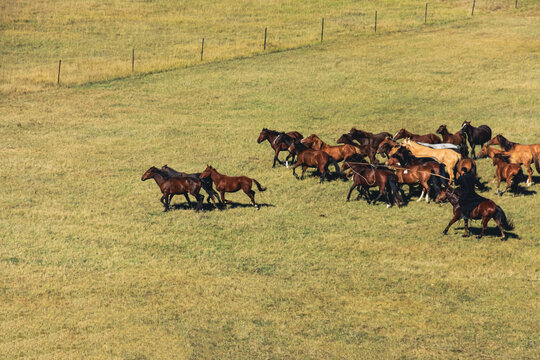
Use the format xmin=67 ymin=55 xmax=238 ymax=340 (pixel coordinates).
xmin=208 ymin=168 xmax=222 ymax=182
xmin=266 ymin=131 xmax=280 ymax=144
xmin=446 ymin=190 xmax=460 ymax=207
xmin=151 ymin=172 xmax=167 ymax=188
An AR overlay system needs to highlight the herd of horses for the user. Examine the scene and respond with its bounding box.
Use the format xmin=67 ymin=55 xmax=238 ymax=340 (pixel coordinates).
xmin=142 ymin=121 xmax=539 ymax=240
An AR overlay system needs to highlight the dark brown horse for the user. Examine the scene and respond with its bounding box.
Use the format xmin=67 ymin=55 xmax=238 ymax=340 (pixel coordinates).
xmin=160 ymin=165 xmax=222 ymax=207
xmin=199 ymin=165 xmax=266 ymax=209
xmin=257 ymin=128 xmax=303 ymax=168
xmin=288 ymin=141 xmax=341 ymax=182
xmin=393 ymin=128 xmax=442 ymax=144
xmin=341 ymin=160 xmax=402 ymax=207
xmin=491 ymin=154 xmax=524 ymax=195
xmin=348 ymin=128 xmax=393 ymax=150
xmin=141 ymin=166 xmax=204 ymax=212
xmin=435 ymin=187 xmax=513 ymax=240
xmin=460 ymin=121 xmax=492 ymax=159
xmin=337 ymin=133 xmax=378 ymax=163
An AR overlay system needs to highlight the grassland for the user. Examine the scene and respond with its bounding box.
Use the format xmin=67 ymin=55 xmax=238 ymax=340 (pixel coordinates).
xmin=1 ymin=1 xmax=540 ymax=359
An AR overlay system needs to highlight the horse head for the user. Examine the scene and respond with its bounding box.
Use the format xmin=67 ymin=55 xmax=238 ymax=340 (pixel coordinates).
xmin=200 ymin=165 xmax=214 ymax=178
xmin=141 ymin=166 xmax=159 ymax=181
xmin=436 ymin=125 xmax=447 ymax=134
xmin=257 ymin=128 xmax=269 ymax=143
xmin=393 ymin=128 xmax=407 ymax=140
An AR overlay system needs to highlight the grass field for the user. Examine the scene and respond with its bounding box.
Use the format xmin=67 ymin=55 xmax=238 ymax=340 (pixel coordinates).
xmin=1 ymin=1 xmax=540 ymax=359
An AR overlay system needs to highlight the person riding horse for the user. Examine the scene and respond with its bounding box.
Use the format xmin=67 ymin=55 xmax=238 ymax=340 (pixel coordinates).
xmin=455 ymin=167 xmax=488 ymax=219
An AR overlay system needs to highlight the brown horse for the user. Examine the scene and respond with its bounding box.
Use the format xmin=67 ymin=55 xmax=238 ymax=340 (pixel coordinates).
xmin=376 ymin=137 xmax=400 ymax=158
xmin=348 ymin=128 xmax=393 ymax=152
xmin=436 ymin=125 xmax=467 ymax=146
xmin=301 ymin=134 xmax=363 ymax=163
xmin=487 ymin=134 xmax=540 ymax=185
xmin=460 ymin=121 xmax=492 ymax=159
xmin=200 ymin=165 xmax=266 ymax=209
xmin=336 ymin=133 xmax=377 ymax=163
xmin=491 ymin=154 xmax=524 ymax=195
xmin=477 ymin=144 xmax=505 ymax=160
xmin=160 ymin=164 xmax=222 ymax=207
xmin=289 ymin=141 xmax=341 ymax=183
xmin=386 ymin=152 xmax=439 ymax=203
xmin=341 ymin=160 xmax=402 ymax=207
xmin=435 ymin=187 xmax=514 ymax=240
xmin=403 ymin=139 xmax=461 ymax=183
xmin=141 ymin=166 xmax=204 ymax=212
xmin=393 ymin=128 xmax=442 ymax=144
xmin=257 ymin=128 xmax=303 ymax=168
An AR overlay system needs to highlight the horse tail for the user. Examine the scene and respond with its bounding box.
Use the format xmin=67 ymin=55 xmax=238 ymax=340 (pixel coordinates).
xmin=438 ymin=163 xmax=449 ymax=187
xmin=511 ymin=168 xmax=525 ymax=192
xmin=495 ymin=206 xmax=514 ymax=231
xmin=387 ymin=175 xmax=402 ymax=207
xmin=459 ymin=144 xmax=469 ymax=158
xmin=330 ymin=156 xmax=341 ymax=176
xmin=252 ymin=179 xmax=267 ymax=192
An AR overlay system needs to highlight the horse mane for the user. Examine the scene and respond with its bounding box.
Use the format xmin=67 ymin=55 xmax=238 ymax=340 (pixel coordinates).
xmin=291 ymin=140 xmax=309 ymax=152
xmin=497 ymin=134 xmax=517 ymax=151
xmin=494 ymin=153 xmax=511 ymax=163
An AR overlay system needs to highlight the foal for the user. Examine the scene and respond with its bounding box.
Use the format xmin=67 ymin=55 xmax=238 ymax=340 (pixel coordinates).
xmin=141 ymin=167 xmax=204 ymax=212
xmin=491 ymin=154 xmax=524 ymax=195
xmin=200 ymin=165 xmax=266 ymax=209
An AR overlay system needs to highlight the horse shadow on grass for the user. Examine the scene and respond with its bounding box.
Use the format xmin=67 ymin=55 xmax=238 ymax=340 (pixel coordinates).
xmin=171 ymin=202 xmax=275 ymax=211
xmin=301 ymin=170 xmax=349 ymax=183
xmin=454 ymin=224 xmax=519 ymax=240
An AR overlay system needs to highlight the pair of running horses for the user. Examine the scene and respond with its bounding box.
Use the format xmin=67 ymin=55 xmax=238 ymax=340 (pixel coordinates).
xmin=141 ymin=165 xmax=266 ymax=211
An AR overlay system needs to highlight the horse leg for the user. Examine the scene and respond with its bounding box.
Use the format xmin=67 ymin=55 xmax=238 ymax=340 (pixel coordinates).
xmin=273 ymin=148 xmax=283 ymax=168
xmin=462 ymin=219 xmax=469 ymax=237
xmin=183 ymin=193 xmax=193 ymax=208
xmin=471 ymin=144 xmax=477 ymax=159
xmin=442 ymin=212 xmax=460 ymax=235
xmin=417 ymin=189 xmax=425 ymax=202
xmin=219 ymin=191 xmax=229 ymax=208
xmin=495 ymin=177 xmax=501 ymax=195
xmin=372 ymin=189 xmax=384 ymax=205
xmin=477 ymin=216 xmax=490 ymax=239
xmin=244 ymin=188 xmax=258 ymax=209
xmin=160 ymin=195 xmax=168 ymax=211
xmin=346 ymin=184 xmax=356 ymax=202
xmin=526 ymin=164 xmax=533 ymax=186
xmin=291 ymin=162 xmax=300 ymax=179
xmin=493 ymin=217 xmax=506 ymax=240
xmin=301 ymin=166 xmax=307 ymax=180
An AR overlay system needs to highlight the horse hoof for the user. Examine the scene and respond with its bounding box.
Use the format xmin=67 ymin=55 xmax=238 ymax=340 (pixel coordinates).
xmin=386 ymin=204 xmax=391 ymax=208
xmin=500 ymin=237 xmax=507 ymax=241
xmin=462 ymin=234 xmax=469 ymax=238
xmin=476 ymin=235 xmax=482 ymax=239
xmin=442 ymin=231 xmax=447 ymax=235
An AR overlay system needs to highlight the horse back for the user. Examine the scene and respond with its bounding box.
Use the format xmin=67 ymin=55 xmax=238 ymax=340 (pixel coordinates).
xmin=286 ymin=131 xmax=303 ymax=140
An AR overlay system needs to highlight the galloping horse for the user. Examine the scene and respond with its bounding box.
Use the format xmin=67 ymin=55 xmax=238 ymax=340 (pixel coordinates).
xmin=436 ymin=125 xmax=467 ymax=144
xmin=435 ymin=187 xmax=514 ymax=240
xmin=386 ymin=149 xmax=441 ymax=202
xmin=288 ymin=141 xmax=341 ymax=183
xmin=161 ymin=165 xmax=222 ymax=207
xmin=460 ymin=121 xmax=492 ymax=159
xmin=393 ymin=128 xmax=441 ymax=144
xmin=487 ymin=134 xmax=540 ymax=185
xmin=402 ymin=139 xmax=461 ymax=183
xmin=257 ymin=128 xmax=303 ymax=167
xmin=141 ymin=166 xmax=204 ymax=212
xmin=200 ymin=165 xmax=267 ymax=209
xmin=301 ymin=134 xmax=363 ymax=162
xmin=491 ymin=154 xmax=524 ymax=195
xmin=348 ymin=128 xmax=393 ymax=156
xmin=336 ymin=133 xmax=377 ymax=163
xmin=341 ymin=160 xmax=402 ymax=207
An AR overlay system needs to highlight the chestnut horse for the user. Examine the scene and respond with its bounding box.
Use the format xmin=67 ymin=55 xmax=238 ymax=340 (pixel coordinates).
xmin=161 ymin=164 xmax=222 ymax=207
xmin=491 ymin=154 xmax=525 ymax=195
xmin=200 ymin=165 xmax=266 ymax=209
xmin=386 ymin=149 xmax=441 ymax=202
xmin=288 ymin=141 xmax=341 ymax=183
xmin=393 ymin=128 xmax=441 ymax=144
xmin=436 ymin=125 xmax=467 ymax=146
xmin=487 ymin=134 xmax=540 ymax=185
xmin=460 ymin=121 xmax=492 ymax=159
xmin=257 ymin=128 xmax=303 ymax=168
xmin=336 ymin=133 xmax=377 ymax=163
xmin=341 ymin=160 xmax=402 ymax=207
xmin=301 ymin=134 xmax=363 ymax=163
xmin=403 ymin=139 xmax=461 ymax=183
xmin=141 ymin=166 xmax=204 ymax=212
xmin=435 ymin=187 xmax=514 ymax=240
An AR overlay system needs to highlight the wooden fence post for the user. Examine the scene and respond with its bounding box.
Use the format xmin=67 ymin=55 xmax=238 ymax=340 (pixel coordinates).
xmin=471 ymin=0 xmax=475 ymax=16
xmin=264 ymin=27 xmax=267 ymax=50
xmin=375 ymin=11 xmax=377 ymax=33
xmin=57 ymin=60 xmax=61 ymax=85
xmin=321 ymin=17 xmax=325 ymax=42
xmin=132 ymin=48 xmax=134 ymax=72
xmin=201 ymin=38 xmax=205 ymax=61
xmin=425 ymin=3 xmax=428 ymax=24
